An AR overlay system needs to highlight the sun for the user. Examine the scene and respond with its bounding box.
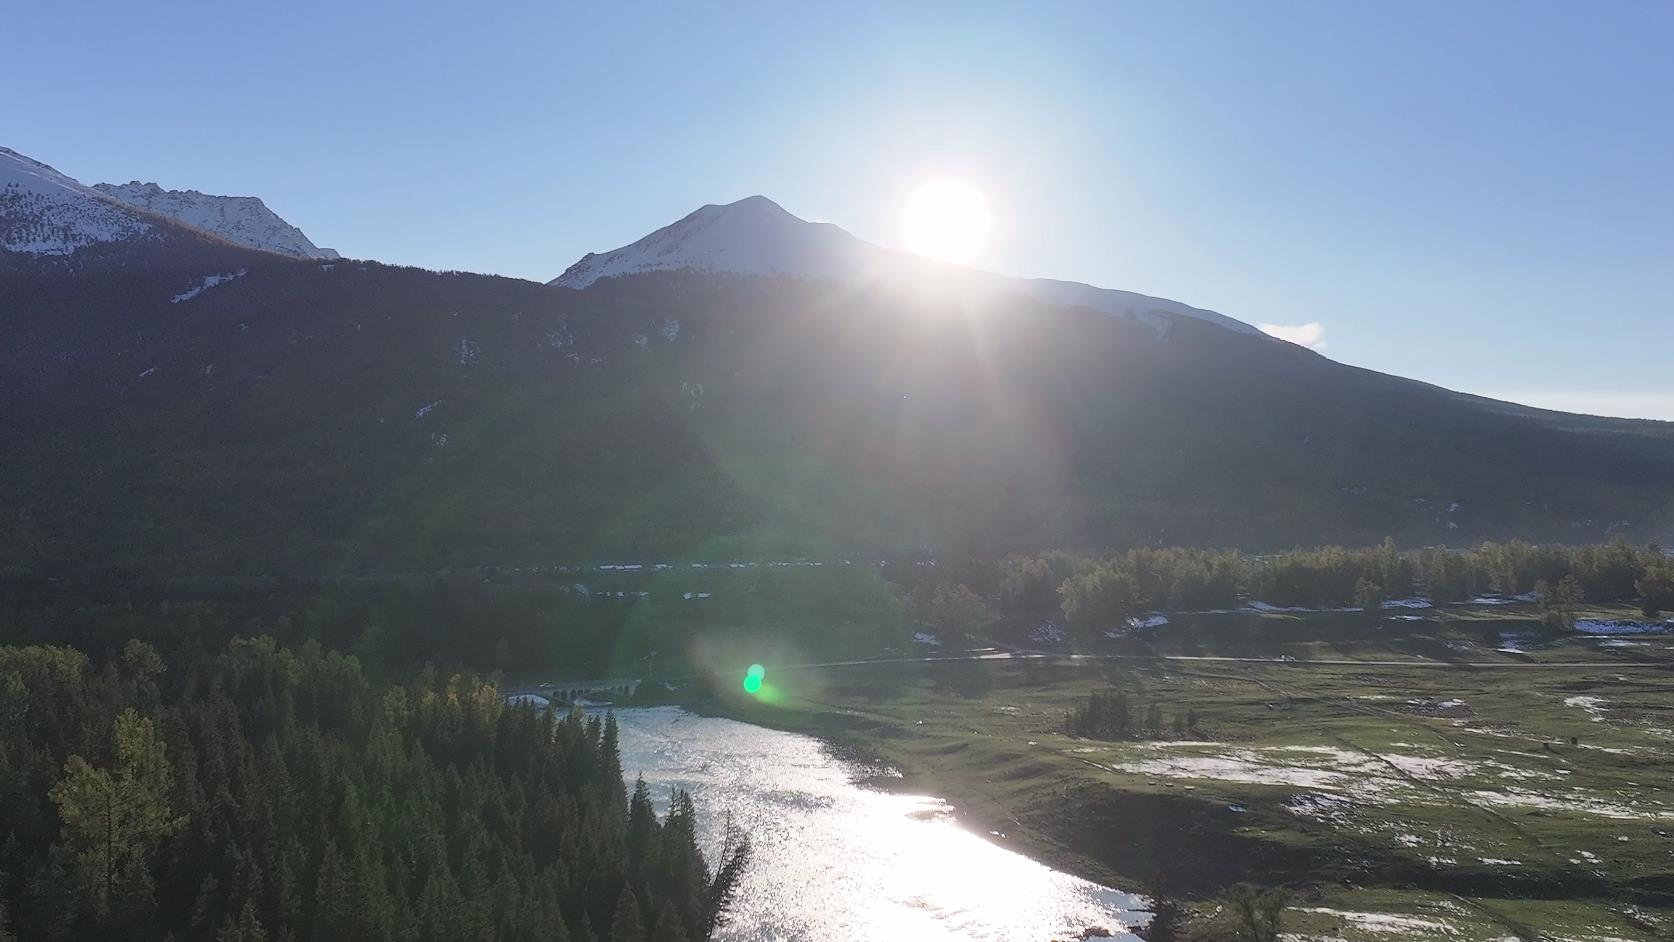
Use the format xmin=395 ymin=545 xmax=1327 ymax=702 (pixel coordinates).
xmin=902 ymin=178 xmax=991 ymax=265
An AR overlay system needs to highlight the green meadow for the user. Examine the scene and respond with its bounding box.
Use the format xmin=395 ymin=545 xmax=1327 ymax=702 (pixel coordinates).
xmin=700 ymin=602 xmax=1674 ymax=941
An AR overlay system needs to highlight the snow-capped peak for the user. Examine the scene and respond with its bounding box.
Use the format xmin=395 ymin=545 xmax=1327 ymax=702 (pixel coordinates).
xmin=93 ymin=180 xmax=339 ymax=260
xmin=552 ymin=195 xmax=1263 ymax=337
xmin=554 ymin=196 xmax=873 ymax=289
xmin=1 ymin=146 xmax=152 ymax=255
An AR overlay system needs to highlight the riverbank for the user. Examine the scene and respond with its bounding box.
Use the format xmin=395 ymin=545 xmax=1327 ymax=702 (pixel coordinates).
xmin=673 ymin=606 xmax=1674 ymax=940
xmin=682 ymin=684 xmax=1139 ymax=890
xmin=609 ymin=703 xmax=1151 ymax=940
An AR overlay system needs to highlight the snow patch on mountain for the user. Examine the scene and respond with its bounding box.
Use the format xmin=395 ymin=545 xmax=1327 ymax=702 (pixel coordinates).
xmin=171 ymin=269 xmax=247 ymax=303
xmin=1 ymin=147 xmax=152 ymax=254
xmin=94 ymin=181 xmax=338 ymax=259
xmin=553 ymin=195 xmax=1264 ymax=337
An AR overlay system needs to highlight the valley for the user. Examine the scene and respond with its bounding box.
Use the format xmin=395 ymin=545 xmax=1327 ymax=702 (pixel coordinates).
xmin=8 ymin=3 xmax=1673 ymax=938
xmin=682 ymin=602 xmax=1674 ymax=940
xmin=5 ymin=125 xmax=1672 ymax=941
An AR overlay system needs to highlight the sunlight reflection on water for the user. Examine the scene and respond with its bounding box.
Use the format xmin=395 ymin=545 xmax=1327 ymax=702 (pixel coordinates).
xmin=613 ymin=707 xmax=1148 ymax=941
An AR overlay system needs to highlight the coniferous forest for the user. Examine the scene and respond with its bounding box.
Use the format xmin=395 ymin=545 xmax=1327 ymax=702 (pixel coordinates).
xmin=0 ymin=637 xmax=747 ymax=942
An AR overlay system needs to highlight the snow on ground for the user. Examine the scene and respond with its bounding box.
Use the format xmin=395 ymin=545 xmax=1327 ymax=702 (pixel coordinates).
xmin=1470 ymin=593 xmax=1537 ymax=606
xmin=1564 ymin=695 xmax=1609 ymax=721
xmin=1284 ymin=793 xmax=1355 ymax=819
xmin=1402 ymin=698 xmax=1469 ymax=716
xmin=1106 ymin=743 xmax=1471 ymax=796
xmin=1277 ymin=745 xmax=1474 ymax=779
xmin=1029 ymin=621 xmax=1065 ymax=644
xmin=1574 ymin=618 xmax=1673 ymax=635
xmin=1112 ymin=752 xmax=1357 ymax=791
xmin=1247 ymin=601 xmax=1358 ymax=614
xmin=1297 ymin=908 xmax=1456 ymax=934
xmin=913 ymin=632 xmax=942 ymax=646
xmin=414 ymin=400 xmax=441 ymax=418
xmin=1126 ymin=614 xmax=1170 ymax=629
xmin=1381 ymin=598 xmax=1433 ymax=610
xmin=1464 ymin=788 xmax=1662 ymax=819
xmin=1101 ymin=741 xmax=1670 ymax=819
xmin=171 ymin=269 xmax=246 ymax=303
xmin=1244 ymin=597 xmax=1430 ymax=613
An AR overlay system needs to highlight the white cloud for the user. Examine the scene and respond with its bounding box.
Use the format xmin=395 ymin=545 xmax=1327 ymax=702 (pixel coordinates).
xmin=1484 ymin=390 xmax=1674 ymax=422
xmin=1259 ymin=322 xmax=1327 ymax=349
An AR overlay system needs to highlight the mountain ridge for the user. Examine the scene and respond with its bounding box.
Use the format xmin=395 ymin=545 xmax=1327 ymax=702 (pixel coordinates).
xmin=553 ymin=195 xmax=1266 ymax=338
xmin=0 ymin=146 xmax=154 ymax=255
xmin=4 ymin=146 xmax=1673 ymax=576
xmin=93 ymin=180 xmax=339 ymax=259
xmin=1 ymin=145 xmax=337 ymax=262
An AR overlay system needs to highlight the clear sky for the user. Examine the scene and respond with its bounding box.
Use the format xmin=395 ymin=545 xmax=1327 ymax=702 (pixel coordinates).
xmin=10 ymin=1 xmax=1672 ymax=418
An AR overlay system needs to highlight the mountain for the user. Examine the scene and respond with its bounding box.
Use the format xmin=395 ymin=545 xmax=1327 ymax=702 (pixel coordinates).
xmin=0 ymin=146 xmax=153 ymax=255
xmin=554 ymin=195 xmax=1262 ymax=337
xmin=94 ymin=180 xmax=339 ymax=259
xmin=3 ymin=160 xmax=1673 ymax=577
xmin=1 ymin=145 xmax=336 ymax=267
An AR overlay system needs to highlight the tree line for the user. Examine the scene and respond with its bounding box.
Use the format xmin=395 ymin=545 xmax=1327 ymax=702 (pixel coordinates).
xmin=0 ymin=637 xmax=748 ymax=942
xmin=984 ymin=538 xmax=1674 ymax=629
xmin=1064 ymin=689 xmax=1198 ymax=741
xmin=0 ymin=565 xmax=911 ymax=684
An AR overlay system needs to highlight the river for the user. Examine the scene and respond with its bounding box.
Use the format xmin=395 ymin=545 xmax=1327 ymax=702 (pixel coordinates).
xmin=612 ymin=707 xmax=1148 ymax=941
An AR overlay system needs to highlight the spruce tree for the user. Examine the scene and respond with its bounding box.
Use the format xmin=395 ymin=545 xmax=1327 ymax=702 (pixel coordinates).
xmin=609 ymin=887 xmax=645 ymax=942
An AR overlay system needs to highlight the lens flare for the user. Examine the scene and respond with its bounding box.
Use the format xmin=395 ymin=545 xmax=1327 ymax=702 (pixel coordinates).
xmin=743 ymin=663 xmax=766 ymax=694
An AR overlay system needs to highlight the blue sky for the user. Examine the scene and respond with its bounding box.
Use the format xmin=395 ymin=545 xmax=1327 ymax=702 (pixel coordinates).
xmin=11 ymin=1 xmax=1672 ymax=417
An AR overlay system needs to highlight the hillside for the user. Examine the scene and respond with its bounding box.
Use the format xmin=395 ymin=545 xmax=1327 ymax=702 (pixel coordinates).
xmin=4 ymin=262 xmax=1673 ymax=577
xmin=4 ymin=150 xmax=1673 ymax=576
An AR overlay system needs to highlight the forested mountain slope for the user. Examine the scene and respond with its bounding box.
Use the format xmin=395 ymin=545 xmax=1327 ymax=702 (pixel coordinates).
xmin=4 ymin=254 xmax=1672 ymax=576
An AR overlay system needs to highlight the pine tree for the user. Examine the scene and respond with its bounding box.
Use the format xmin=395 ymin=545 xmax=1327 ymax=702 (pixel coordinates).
xmin=0 ymin=893 xmax=17 ymax=942
xmin=626 ymin=777 xmax=656 ymax=870
xmin=49 ymin=709 xmax=182 ymax=905
xmin=310 ymin=841 xmax=353 ymax=942
xmin=649 ymin=899 xmax=688 ymax=942
xmin=216 ymin=900 xmax=268 ymax=942
xmin=609 ymin=887 xmax=644 ymax=942
xmin=701 ymin=815 xmax=750 ymax=941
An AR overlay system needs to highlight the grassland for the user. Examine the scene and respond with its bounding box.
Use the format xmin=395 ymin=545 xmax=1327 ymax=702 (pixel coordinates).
xmin=693 ymin=602 xmax=1674 ymax=941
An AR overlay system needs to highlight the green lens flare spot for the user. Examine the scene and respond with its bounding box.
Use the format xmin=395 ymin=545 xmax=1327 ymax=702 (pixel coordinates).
xmin=746 ymin=664 xmax=766 ymax=680
xmin=743 ymin=664 xmax=766 ymax=694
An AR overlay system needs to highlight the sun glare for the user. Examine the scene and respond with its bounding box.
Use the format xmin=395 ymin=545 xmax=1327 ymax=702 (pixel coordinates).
xmin=902 ymin=178 xmax=991 ymax=265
